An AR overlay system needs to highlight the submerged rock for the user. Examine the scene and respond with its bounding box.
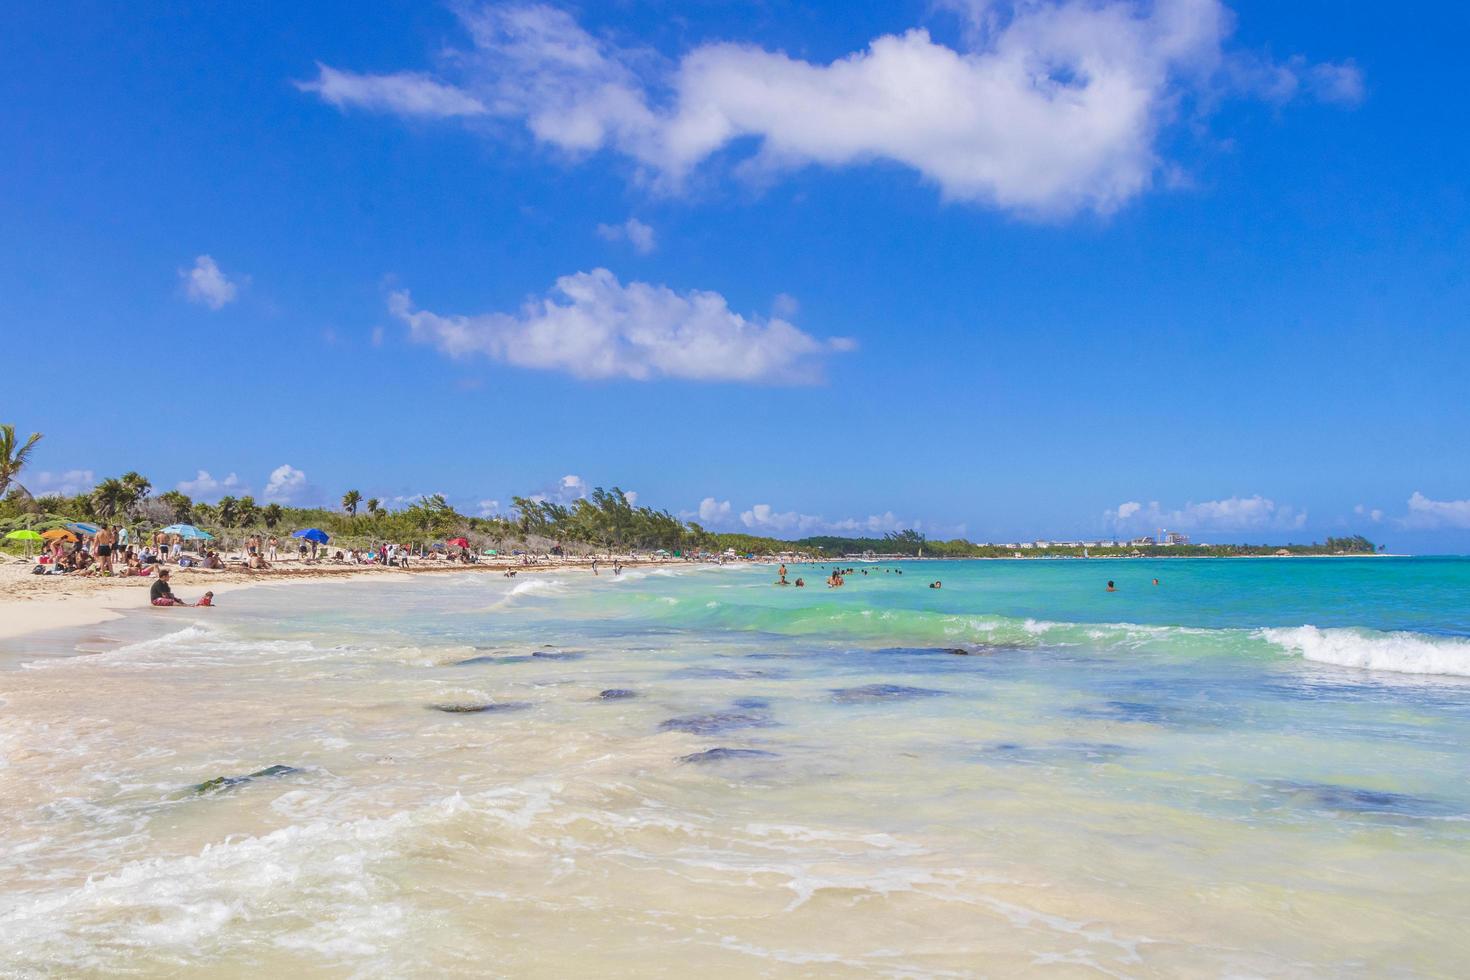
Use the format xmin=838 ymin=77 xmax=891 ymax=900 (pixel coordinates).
xmin=191 ymin=764 xmax=300 ymax=795
xmin=454 ymin=656 xmax=502 ymax=666
xmin=830 ymin=684 xmax=945 ymax=704
xmin=659 ymin=710 xmax=773 ymax=736
xmin=1260 ymin=779 xmax=1459 ymax=818
xmin=428 ymin=701 xmax=532 ymax=714
xmin=597 ymin=689 xmax=637 ymax=700
xmin=531 ymin=651 xmax=584 ymax=661
xmin=680 ymin=747 xmax=778 ymax=764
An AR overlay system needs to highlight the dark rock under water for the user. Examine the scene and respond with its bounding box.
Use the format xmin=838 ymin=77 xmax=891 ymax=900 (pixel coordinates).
xmin=680 ymin=747 xmax=778 ymax=764
xmin=191 ymin=764 xmax=299 ymax=795
xmin=830 ymin=684 xmax=945 ymax=704
xmin=598 ymin=689 xmax=637 ymax=700
xmin=1260 ymin=779 xmax=1460 ymax=818
xmin=429 ymin=702 xmax=532 ymax=714
xmin=659 ymin=709 xmax=774 ymax=736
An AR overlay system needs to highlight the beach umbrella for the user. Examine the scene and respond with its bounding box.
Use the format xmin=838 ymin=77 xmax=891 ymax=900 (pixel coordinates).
xmin=67 ymin=522 xmax=101 ymax=535
xmin=446 ymin=537 xmax=470 ymax=548
xmin=160 ymin=523 xmax=214 ymax=540
xmin=41 ymin=528 xmax=78 ymax=542
xmin=292 ymin=528 xmax=330 ymax=544
xmin=5 ymin=528 xmax=43 ymax=556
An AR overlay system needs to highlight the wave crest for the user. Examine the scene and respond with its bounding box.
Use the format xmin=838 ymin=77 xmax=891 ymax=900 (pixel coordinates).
xmin=1262 ymin=626 xmax=1470 ymax=678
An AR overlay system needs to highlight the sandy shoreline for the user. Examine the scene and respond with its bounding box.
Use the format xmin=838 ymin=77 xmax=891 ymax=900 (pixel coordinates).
xmin=0 ymin=556 xmax=677 ymax=643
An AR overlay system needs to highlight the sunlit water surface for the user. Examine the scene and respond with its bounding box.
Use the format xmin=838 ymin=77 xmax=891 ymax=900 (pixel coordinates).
xmin=3 ymin=558 xmax=1469 ymax=977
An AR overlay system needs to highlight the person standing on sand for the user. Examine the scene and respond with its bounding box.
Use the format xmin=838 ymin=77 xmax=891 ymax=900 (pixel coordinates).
xmin=267 ymin=536 xmax=278 ymax=562
xmin=95 ymin=525 xmax=114 ymax=574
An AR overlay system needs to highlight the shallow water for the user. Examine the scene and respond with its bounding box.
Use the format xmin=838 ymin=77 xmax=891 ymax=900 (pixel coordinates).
xmin=3 ymin=558 xmax=1469 ymax=976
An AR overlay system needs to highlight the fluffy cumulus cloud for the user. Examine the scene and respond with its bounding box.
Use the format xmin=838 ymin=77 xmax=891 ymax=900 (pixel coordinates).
xmin=1353 ymin=503 xmax=1384 ymax=523
xmin=263 ymin=464 xmax=308 ymax=503
xmin=696 ymin=497 xmax=732 ymax=523
xmin=389 ymin=269 xmax=852 ymax=383
xmin=1402 ymin=492 xmax=1470 ymax=530
xmin=180 ymin=255 xmax=240 ymax=310
xmin=176 ymin=470 xmax=244 ymax=501
xmin=299 ymin=1 xmax=1361 ymax=216
xmin=478 ymin=498 xmax=502 ymax=517
xmin=29 ymin=469 xmax=97 ymax=497
xmin=596 ymin=217 xmax=657 ymax=253
xmin=1106 ymin=494 xmax=1307 ymax=533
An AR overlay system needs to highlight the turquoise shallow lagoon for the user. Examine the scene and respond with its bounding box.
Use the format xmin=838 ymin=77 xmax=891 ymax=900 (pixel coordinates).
xmin=3 ymin=557 xmax=1469 ymax=976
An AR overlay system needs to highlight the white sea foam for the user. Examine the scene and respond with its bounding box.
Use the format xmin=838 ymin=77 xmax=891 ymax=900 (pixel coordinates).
xmin=1262 ymin=625 xmax=1470 ymax=678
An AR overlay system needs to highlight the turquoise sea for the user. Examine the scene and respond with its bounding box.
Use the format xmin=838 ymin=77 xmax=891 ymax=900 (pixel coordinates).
xmin=3 ymin=557 xmax=1469 ymax=976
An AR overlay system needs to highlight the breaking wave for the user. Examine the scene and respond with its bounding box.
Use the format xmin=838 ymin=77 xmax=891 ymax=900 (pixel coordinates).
xmin=1262 ymin=626 xmax=1470 ymax=678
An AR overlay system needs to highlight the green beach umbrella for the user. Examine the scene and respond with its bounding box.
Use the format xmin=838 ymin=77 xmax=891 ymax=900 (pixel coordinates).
xmin=6 ymin=528 xmax=43 ymax=556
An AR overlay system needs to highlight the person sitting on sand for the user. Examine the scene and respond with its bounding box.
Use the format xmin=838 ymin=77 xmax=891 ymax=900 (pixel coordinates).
xmin=149 ymin=569 xmax=188 ymax=606
xmin=195 ymin=591 xmax=214 ymax=607
xmin=204 ymin=551 xmax=224 ymax=570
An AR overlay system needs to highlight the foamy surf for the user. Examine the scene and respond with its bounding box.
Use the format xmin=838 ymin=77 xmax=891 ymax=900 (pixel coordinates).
xmin=1262 ymin=625 xmax=1470 ymax=678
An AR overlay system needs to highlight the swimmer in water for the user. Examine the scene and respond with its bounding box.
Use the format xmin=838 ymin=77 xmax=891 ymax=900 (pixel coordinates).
xmin=1152 ymin=578 xmax=1160 ymax=586
xmin=1107 ymin=580 xmax=1117 ymax=592
xmin=929 ymin=581 xmax=942 ymax=589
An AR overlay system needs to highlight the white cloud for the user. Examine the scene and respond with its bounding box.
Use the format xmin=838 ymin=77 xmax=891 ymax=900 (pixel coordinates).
xmin=181 ymin=255 xmax=240 ymax=310
xmin=263 ymin=464 xmax=308 ymax=503
xmin=301 ymin=1 xmax=1361 ymax=217
xmin=1353 ymin=504 xmax=1384 ymax=523
xmin=623 ymin=489 xmax=638 ymax=506
xmin=29 ymin=469 xmax=97 ymax=497
xmin=295 ymin=63 xmax=489 ymax=117
xmin=389 ymin=268 xmax=852 ymax=383
xmin=1402 ymin=492 xmax=1470 ymax=530
xmin=1307 ymin=61 xmax=1365 ymax=106
xmin=596 ymin=217 xmax=657 ymax=253
xmin=177 ymin=470 xmax=244 ymax=501
xmin=739 ymin=503 xmax=907 ymax=536
xmin=697 ymin=497 xmax=732 ymax=523
xmin=478 ymin=498 xmax=502 ymax=517
xmin=772 ymin=293 xmax=800 ymax=318
xmin=1105 ymin=495 xmax=1307 ymax=532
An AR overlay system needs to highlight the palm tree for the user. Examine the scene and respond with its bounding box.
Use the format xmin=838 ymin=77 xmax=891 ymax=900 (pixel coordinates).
xmin=157 ymin=490 xmax=194 ymax=523
xmin=342 ymin=489 xmax=362 ymax=517
xmin=119 ymin=472 xmax=152 ymax=517
xmin=217 ymin=496 xmax=239 ymax=528
xmin=0 ymin=424 xmax=43 ymax=501
xmin=90 ymin=478 xmax=130 ymax=520
xmin=236 ymin=495 xmax=260 ymax=528
xmin=262 ymin=503 xmax=284 ymax=529
xmin=366 ymin=497 xmax=381 ymax=516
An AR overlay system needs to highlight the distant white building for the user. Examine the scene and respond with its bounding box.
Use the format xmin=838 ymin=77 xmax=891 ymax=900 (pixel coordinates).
xmin=1034 ymin=540 xmax=1051 ymax=548
xmin=1164 ymin=531 xmax=1190 ymax=545
xmin=1131 ymin=536 xmax=1156 ymax=546
xmin=1018 ymin=542 xmax=1034 ymax=550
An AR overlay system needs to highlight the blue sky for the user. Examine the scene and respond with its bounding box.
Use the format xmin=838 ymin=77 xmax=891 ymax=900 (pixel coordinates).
xmin=4 ymin=1 xmax=1468 ymax=550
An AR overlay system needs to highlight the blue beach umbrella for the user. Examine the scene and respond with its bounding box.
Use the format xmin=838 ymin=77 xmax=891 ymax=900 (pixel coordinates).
xmin=160 ymin=523 xmax=215 ymax=540
xmin=292 ymin=528 xmax=330 ymax=544
xmin=67 ymin=522 xmax=101 ymax=535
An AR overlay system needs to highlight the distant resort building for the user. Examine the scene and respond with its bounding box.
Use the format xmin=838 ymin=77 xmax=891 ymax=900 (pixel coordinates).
xmin=1131 ymin=536 xmax=1157 ymax=546
xmin=1163 ymin=531 xmax=1190 ymax=545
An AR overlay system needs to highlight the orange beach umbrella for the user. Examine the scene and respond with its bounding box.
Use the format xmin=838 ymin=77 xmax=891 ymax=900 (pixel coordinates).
xmin=41 ymin=528 xmax=78 ymax=542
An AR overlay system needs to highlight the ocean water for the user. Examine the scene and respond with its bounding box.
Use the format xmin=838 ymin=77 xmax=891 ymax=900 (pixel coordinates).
xmin=2 ymin=557 xmax=1469 ymax=977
